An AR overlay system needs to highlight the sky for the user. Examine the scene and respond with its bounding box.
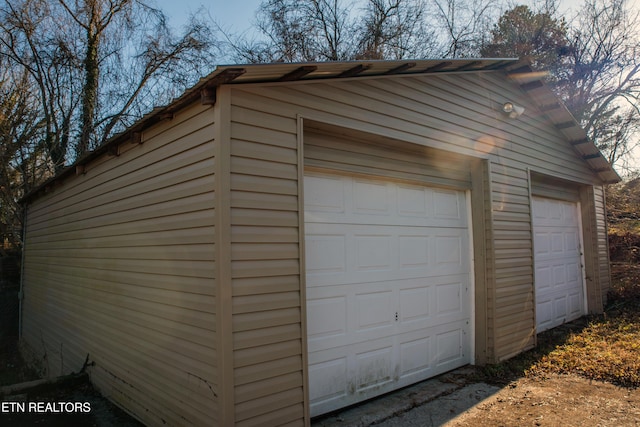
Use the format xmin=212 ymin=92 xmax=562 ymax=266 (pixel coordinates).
xmin=157 ymin=0 xmax=263 ymax=34
xmin=156 ymin=0 xmax=587 ymax=35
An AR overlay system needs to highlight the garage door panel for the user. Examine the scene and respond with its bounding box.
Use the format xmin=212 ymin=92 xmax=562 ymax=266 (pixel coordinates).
xmin=305 ymin=172 xmax=472 ymax=416
xmin=397 ymin=185 xmax=429 ymax=217
xmin=568 ymin=292 xmax=583 ymax=319
xmin=307 ymin=212 xmax=467 ymax=228
xmin=305 ymin=224 xmax=469 ymax=288
xmin=304 ymin=174 xmax=346 ymax=214
xmin=305 ymin=234 xmax=346 ymax=275
xmin=533 ymin=197 xmax=585 ymax=333
xmin=398 ymin=286 xmax=430 ymax=323
xmin=352 ymin=179 xmax=393 ymax=215
xmin=307 ymin=285 xmax=397 ymax=353
xmin=308 ymin=319 xmax=470 ymax=415
xmin=399 ymin=336 xmax=432 ymax=380
xmin=435 ymin=326 xmax=467 ymax=366
xmin=565 ymin=231 xmax=579 ymax=252
xmin=535 ymin=233 xmax=581 ymax=262
xmin=307 ymin=296 xmax=347 ymax=343
xmin=435 ymin=281 xmax=464 ymax=316
xmin=435 ymin=235 xmax=464 ymax=266
xmin=355 ymin=345 xmax=394 ymax=391
xmin=567 ymin=263 xmax=581 ymax=286
xmin=537 ymin=299 xmax=553 ymax=330
xmin=307 ymin=357 xmax=348 ymax=410
xmin=354 ymin=234 xmax=393 ymax=271
xmin=398 ymin=235 xmax=429 ymax=268
xmin=535 ymin=265 xmax=552 ymax=291
xmin=306 ymin=174 xmax=467 ymax=228
xmin=433 ymin=189 xmax=464 ymax=219
xmin=356 ymin=291 xmax=394 ymax=331
xmin=553 ymin=295 xmax=567 ymax=321
xmin=308 ymin=275 xmax=469 ymax=350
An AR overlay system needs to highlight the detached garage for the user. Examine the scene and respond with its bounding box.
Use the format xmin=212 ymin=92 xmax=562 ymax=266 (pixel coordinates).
xmin=20 ymin=59 xmax=619 ymax=426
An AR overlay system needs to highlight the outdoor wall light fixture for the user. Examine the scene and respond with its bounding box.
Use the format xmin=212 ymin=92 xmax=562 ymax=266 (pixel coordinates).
xmin=502 ymin=102 xmax=525 ymax=119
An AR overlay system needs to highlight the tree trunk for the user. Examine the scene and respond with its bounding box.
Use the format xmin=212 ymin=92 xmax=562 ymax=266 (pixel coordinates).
xmin=78 ymin=6 xmax=100 ymax=157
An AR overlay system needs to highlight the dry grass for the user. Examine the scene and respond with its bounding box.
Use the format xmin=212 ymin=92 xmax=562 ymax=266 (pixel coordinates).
xmin=479 ymin=263 xmax=640 ymax=388
xmin=525 ymin=264 xmax=640 ymax=387
xmin=527 ymin=315 xmax=640 ymax=386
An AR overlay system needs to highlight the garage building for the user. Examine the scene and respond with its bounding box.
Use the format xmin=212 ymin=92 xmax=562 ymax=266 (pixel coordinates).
xmin=20 ymin=59 xmax=619 ymax=426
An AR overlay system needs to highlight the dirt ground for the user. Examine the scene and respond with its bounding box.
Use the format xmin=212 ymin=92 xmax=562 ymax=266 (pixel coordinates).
xmin=0 ymin=380 xmax=143 ymax=427
xmin=446 ymin=374 xmax=640 ymax=427
xmin=369 ymin=372 xmax=640 ymax=427
xmin=0 ymin=341 xmax=141 ymax=427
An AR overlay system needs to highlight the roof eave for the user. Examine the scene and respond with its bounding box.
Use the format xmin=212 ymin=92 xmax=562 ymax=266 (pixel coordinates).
xmin=505 ymin=61 xmax=621 ymax=184
xmin=21 ymin=58 xmax=619 ymax=204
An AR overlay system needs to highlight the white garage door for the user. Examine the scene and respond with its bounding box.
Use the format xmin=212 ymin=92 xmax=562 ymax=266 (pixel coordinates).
xmin=532 ymin=197 xmax=586 ymax=333
xmin=304 ymin=172 xmax=472 ymax=416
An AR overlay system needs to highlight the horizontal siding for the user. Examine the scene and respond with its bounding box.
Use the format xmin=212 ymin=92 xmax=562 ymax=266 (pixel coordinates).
xmin=236 ymin=393 xmax=304 ymax=427
xmin=235 ymin=75 xmax=598 ymax=184
xmin=531 ymin=169 xmax=582 ymax=192
xmin=22 ymin=102 xmax=218 ymax=426
xmin=21 ymin=68 xmax=612 ymax=425
xmin=490 ymin=166 xmax=535 ymax=360
xmin=234 ymin=355 xmax=302 ymax=386
xmin=229 ymin=70 xmax=607 ymax=416
xmin=479 ymin=160 xmax=496 ymax=362
xmin=229 ymin=99 xmax=305 ymax=425
xmin=594 ymin=186 xmax=611 ymax=303
xmin=27 ymin=178 xmax=215 ymax=237
xmin=304 ymin=129 xmax=472 ymax=189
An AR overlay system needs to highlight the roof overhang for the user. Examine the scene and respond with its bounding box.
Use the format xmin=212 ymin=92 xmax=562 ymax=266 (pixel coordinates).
xmin=505 ymin=62 xmax=620 ymax=184
xmin=22 ymin=58 xmax=620 ymax=204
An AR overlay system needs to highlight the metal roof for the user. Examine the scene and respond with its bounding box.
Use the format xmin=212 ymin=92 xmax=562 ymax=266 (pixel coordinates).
xmin=23 ymin=58 xmax=619 ymax=203
xmin=173 ymin=58 xmax=518 ymax=109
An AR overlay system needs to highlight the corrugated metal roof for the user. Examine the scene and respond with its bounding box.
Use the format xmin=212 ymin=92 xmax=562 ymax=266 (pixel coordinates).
xmin=173 ymin=58 xmax=517 ymax=109
xmin=22 ymin=58 xmax=619 ymax=203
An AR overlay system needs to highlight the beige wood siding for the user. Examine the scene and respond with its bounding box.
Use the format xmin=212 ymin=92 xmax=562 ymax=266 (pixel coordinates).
xmin=595 ymin=186 xmax=611 ymax=301
xmin=530 ymin=178 xmax=581 ymax=202
xmin=304 ymin=127 xmax=473 ymax=188
xmin=578 ymin=184 xmax=607 ymax=315
xmin=472 ymin=159 xmax=496 ymax=364
xmin=229 ymin=71 xmax=607 ymax=392
xmin=583 ymin=186 xmax=611 ymax=313
xmin=17 ymin=65 xmax=613 ymax=426
xmin=21 ymin=103 xmax=217 ymax=426
xmin=228 ymin=94 xmax=306 ymax=426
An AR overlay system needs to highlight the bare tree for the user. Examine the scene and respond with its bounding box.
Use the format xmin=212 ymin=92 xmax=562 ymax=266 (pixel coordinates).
xmin=0 ymin=66 xmax=50 ymax=252
xmin=232 ymin=0 xmax=356 ymax=62
xmin=311 ymin=0 xmax=354 ymax=60
xmin=231 ymin=0 xmax=440 ymax=62
xmin=0 ymin=0 xmax=214 ymax=253
xmin=559 ymin=0 xmax=640 ymax=171
xmin=479 ymin=0 xmax=640 ymax=173
xmin=0 ymin=1 xmax=76 ymax=170
xmin=432 ymin=0 xmax=499 ymax=57
xmin=0 ymin=0 xmax=213 ymax=166
xmin=356 ymin=0 xmax=439 ymax=59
